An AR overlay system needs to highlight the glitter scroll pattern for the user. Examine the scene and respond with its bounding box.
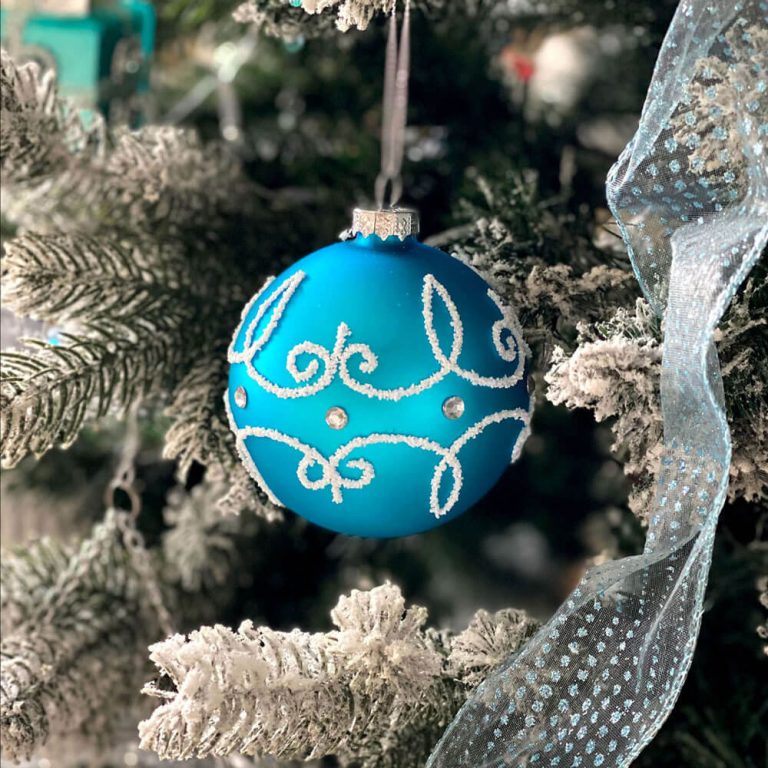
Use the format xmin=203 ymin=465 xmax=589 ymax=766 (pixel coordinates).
xmin=428 ymin=1 xmax=767 ymax=766
xmin=227 ymin=265 xmax=532 ymax=520
xmin=228 ymin=271 xmax=528 ymax=400
xmin=226 ymin=398 xmax=530 ymax=518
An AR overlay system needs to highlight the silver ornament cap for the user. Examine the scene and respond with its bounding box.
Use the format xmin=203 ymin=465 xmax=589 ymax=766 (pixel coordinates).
xmin=351 ymin=207 xmax=420 ymax=241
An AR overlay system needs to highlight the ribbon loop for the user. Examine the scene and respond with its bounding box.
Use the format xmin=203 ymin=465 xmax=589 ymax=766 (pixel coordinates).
xmin=375 ymin=0 xmax=411 ymax=210
xmin=428 ymin=2 xmax=767 ymax=765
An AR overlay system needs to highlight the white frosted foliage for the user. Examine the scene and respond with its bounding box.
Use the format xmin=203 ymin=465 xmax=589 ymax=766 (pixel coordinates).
xmin=139 ymin=583 xmax=538 ymax=766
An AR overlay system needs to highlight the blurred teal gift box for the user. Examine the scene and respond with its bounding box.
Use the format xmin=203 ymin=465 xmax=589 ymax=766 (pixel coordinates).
xmin=0 ymin=0 xmax=155 ymax=117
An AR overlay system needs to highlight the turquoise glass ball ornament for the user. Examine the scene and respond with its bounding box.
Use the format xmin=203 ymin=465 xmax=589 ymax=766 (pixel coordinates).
xmin=227 ymin=208 xmax=532 ymax=538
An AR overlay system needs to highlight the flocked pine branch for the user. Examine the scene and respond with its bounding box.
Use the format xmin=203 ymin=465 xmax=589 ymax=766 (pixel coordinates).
xmin=1 ymin=331 xmax=187 ymax=468
xmin=0 ymin=49 xmax=101 ymax=184
xmin=161 ymin=356 xmax=240 ymax=479
xmin=162 ymin=484 xmax=240 ymax=592
xmin=0 ymin=234 xmax=229 ymax=471
xmin=2 ymin=49 xmax=253 ymax=239
xmin=233 ymin=0 xmax=391 ymax=35
xmin=546 ymin=261 xmax=768 ymax=519
xmin=435 ymin=167 xmax=638 ymax=368
xmin=3 ymin=125 xmax=253 ymax=239
xmin=670 ymin=20 xmax=767 ymax=185
xmin=139 ymin=583 xmax=538 ymax=767
xmin=716 ymin=262 xmax=768 ymax=504
xmin=545 ymin=300 xmax=662 ymax=518
xmin=160 ymin=353 xmax=285 ymax=516
xmin=0 ymin=536 xmax=71 ymax=636
xmin=162 ymin=480 xmax=278 ymax=594
xmin=1 ymin=233 xmax=224 ymax=327
xmin=0 ymin=310 xmax=241 ymax=487
xmin=0 ymin=51 xmax=268 ymax=480
xmin=446 ymin=606 xmax=540 ymax=687
xmin=233 ymin=0 xmax=672 ymax=38
xmin=0 ymin=510 xmax=161 ymax=763
xmin=213 ymin=462 xmax=284 ymax=517
xmin=0 ymin=49 xmax=256 ymax=305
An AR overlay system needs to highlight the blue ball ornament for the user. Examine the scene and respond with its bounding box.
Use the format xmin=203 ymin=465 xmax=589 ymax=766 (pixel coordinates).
xmin=227 ymin=209 xmax=532 ymax=538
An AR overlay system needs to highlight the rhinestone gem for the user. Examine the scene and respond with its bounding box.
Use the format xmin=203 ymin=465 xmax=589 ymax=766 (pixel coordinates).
xmin=325 ymin=406 xmax=348 ymax=430
xmin=234 ymin=386 xmax=248 ymax=408
xmin=442 ymin=396 xmax=465 ymax=420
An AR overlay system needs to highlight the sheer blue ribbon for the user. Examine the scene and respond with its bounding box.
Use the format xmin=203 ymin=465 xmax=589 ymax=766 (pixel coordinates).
xmin=428 ymin=1 xmax=767 ymax=765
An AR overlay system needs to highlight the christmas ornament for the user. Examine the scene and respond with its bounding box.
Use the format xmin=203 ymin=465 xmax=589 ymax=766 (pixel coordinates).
xmin=227 ymin=208 xmax=531 ymax=538
xmin=226 ymin=0 xmax=531 ymax=538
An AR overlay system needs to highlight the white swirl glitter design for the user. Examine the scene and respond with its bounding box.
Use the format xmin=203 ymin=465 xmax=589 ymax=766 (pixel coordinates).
xmin=228 ymin=271 xmax=529 ymax=401
xmin=226 ymin=397 xmax=531 ymax=518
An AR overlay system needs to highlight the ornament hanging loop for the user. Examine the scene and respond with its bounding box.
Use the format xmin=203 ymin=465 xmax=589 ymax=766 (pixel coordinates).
xmin=375 ymin=175 xmax=403 ymax=212
xmin=375 ymin=0 xmax=411 ymax=210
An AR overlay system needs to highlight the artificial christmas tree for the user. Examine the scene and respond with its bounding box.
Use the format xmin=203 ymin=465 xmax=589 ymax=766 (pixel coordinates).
xmin=1 ymin=1 xmax=765 ymax=766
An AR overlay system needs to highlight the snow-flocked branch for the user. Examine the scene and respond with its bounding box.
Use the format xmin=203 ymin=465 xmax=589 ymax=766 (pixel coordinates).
xmin=0 ymin=511 xmax=161 ymax=762
xmin=139 ymin=583 xmax=538 ymax=766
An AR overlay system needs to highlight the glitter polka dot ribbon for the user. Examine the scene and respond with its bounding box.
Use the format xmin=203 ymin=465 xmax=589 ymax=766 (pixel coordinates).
xmin=428 ymin=1 xmax=768 ymax=766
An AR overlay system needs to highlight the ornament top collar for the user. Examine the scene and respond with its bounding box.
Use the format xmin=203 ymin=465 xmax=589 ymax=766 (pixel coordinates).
xmin=351 ymin=207 xmax=420 ymax=241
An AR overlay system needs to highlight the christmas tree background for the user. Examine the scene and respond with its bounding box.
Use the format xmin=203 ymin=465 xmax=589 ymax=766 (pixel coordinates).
xmin=0 ymin=1 xmax=766 ymax=766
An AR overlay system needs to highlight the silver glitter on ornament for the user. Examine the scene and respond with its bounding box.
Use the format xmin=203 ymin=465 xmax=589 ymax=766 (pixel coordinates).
xmin=325 ymin=406 xmax=349 ymax=430
xmin=442 ymin=396 xmax=465 ymax=420
xmin=234 ymin=386 xmax=248 ymax=408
